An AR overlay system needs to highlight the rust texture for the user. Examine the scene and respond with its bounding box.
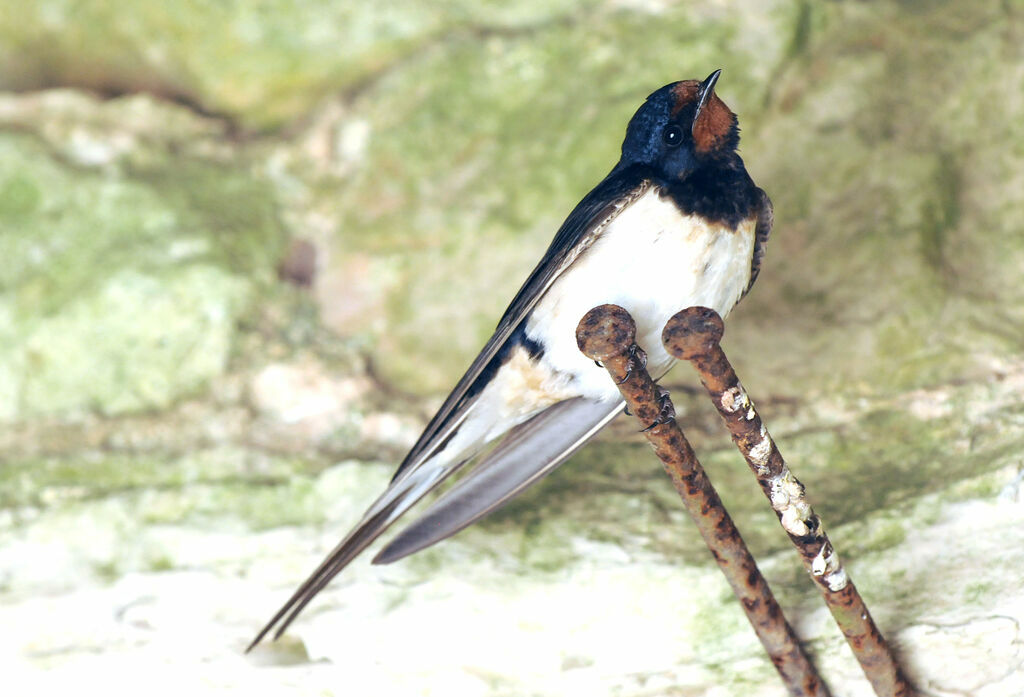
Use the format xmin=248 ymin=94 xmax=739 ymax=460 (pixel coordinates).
xmin=662 ymin=306 xmax=916 ymax=697
xmin=576 ymin=304 xmax=830 ymax=697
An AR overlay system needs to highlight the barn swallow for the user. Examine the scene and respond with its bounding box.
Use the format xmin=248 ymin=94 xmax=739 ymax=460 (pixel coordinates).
xmin=248 ymin=69 xmax=772 ymax=649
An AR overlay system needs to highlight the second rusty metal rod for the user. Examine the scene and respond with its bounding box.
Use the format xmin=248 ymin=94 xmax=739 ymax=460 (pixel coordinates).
xmin=662 ymin=306 xmax=915 ymax=697
xmin=576 ymin=304 xmax=829 ymax=697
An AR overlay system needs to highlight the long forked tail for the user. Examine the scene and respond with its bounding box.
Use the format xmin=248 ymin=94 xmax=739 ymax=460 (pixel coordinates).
xmin=245 ymin=461 xmax=462 ymax=651
xmin=247 ymin=397 xmax=622 ymax=651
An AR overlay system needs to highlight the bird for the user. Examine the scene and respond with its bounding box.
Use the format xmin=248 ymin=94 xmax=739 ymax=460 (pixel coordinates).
xmin=248 ymin=69 xmax=772 ymax=650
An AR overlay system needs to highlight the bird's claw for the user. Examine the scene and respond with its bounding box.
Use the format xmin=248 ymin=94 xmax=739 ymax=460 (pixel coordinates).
xmin=641 ymin=386 xmax=675 ymax=432
xmin=616 ymin=344 xmax=648 ymax=384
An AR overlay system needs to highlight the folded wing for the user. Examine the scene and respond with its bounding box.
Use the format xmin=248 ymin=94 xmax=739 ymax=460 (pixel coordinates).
xmin=373 ymin=397 xmax=624 ymax=565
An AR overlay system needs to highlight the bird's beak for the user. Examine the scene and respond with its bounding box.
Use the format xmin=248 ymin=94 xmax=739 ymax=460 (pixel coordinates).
xmin=693 ymin=69 xmax=722 ymax=131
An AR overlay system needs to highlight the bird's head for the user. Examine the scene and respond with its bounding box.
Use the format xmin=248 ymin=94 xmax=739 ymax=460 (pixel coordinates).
xmin=618 ymin=70 xmax=739 ymax=180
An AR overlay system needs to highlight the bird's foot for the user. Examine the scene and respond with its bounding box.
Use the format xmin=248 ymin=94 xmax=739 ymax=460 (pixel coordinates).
xmin=617 ymin=344 xmax=648 ymax=385
xmin=641 ymin=386 xmax=675 ymax=432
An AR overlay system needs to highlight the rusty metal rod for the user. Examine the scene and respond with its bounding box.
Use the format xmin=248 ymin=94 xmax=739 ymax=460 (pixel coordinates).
xmin=576 ymin=304 xmax=830 ymax=697
xmin=662 ymin=306 xmax=915 ymax=697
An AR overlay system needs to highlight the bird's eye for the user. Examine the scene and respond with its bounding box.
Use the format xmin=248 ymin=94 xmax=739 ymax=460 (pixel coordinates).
xmin=662 ymin=124 xmax=684 ymax=147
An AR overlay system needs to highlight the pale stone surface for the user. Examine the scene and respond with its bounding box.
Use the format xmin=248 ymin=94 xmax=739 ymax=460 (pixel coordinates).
xmin=2 ymin=463 xmax=1022 ymax=696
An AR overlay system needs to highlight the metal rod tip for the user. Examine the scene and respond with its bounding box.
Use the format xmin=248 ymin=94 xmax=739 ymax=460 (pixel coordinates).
xmin=662 ymin=306 xmax=724 ymax=360
xmin=576 ymin=304 xmax=637 ymax=361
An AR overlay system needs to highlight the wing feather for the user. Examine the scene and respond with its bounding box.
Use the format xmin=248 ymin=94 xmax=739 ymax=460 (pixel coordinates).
xmin=374 ymin=397 xmax=623 ymax=565
xmin=743 ymin=187 xmax=772 ymax=296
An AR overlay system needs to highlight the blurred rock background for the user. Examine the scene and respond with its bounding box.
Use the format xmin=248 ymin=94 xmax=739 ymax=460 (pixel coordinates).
xmin=1 ymin=1 xmax=1023 ymax=695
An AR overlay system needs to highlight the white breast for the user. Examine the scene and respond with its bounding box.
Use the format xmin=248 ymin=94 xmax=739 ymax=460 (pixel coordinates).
xmin=525 ymin=186 xmax=756 ymax=401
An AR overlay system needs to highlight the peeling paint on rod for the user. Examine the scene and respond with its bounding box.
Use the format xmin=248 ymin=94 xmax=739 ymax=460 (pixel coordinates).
xmin=576 ymin=304 xmax=830 ymax=697
xmin=662 ymin=306 xmax=916 ymax=697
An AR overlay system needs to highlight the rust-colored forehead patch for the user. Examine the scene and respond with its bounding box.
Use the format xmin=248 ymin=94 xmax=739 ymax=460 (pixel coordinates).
xmin=670 ymin=80 xmax=701 ymax=114
xmin=670 ymin=80 xmax=737 ymax=154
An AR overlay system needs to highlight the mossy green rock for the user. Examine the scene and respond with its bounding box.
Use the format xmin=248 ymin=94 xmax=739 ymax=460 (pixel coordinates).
xmin=0 ymin=128 xmax=283 ymax=420
xmin=0 ymin=0 xmax=603 ymax=130
xmin=2 ymin=266 xmax=247 ymax=418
